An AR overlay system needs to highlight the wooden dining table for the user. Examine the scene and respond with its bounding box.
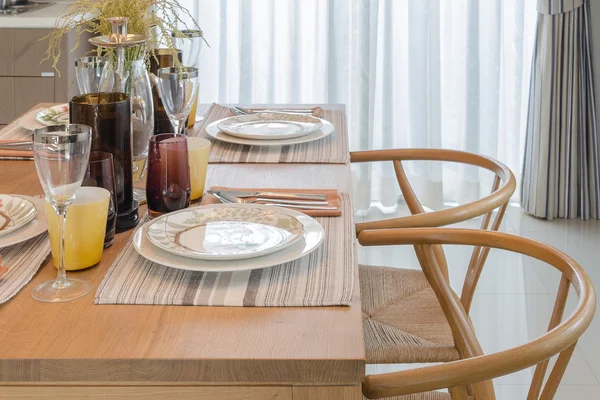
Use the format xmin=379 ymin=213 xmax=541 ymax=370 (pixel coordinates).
xmin=0 ymin=104 xmax=365 ymax=399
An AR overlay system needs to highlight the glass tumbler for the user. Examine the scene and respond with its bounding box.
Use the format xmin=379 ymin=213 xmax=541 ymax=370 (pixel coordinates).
xmin=82 ymin=151 xmax=117 ymax=248
xmin=75 ymin=56 xmax=114 ymax=94
xmin=146 ymin=133 xmax=191 ymax=217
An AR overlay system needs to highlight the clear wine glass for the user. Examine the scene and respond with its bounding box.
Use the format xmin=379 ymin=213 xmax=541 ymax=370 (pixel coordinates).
xmin=156 ymin=67 xmax=199 ymax=136
xmin=171 ymin=30 xmax=203 ymax=68
xmin=32 ymin=124 xmax=92 ymax=302
xmin=171 ymin=30 xmax=204 ymax=125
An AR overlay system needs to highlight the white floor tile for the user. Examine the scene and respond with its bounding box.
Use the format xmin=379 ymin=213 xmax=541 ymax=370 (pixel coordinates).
xmin=469 ymin=293 xmax=597 ymax=385
xmin=495 ymin=384 xmax=600 ymax=400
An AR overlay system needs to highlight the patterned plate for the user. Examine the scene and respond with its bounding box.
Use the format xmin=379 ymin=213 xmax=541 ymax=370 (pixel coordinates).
xmin=0 ymin=195 xmax=37 ymax=237
xmin=146 ymin=204 xmax=305 ymax=260
xmin=35 ymin=104 xmax=69 ymax=126
xmin=217 ymin=113 xmax=323 ymax=140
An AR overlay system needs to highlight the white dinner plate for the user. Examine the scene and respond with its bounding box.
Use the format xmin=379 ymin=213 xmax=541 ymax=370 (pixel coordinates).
xmin=18 ymin=108 xmax=45 ymax=131
xmin=0 ymin=196 xmax=48 ymax=248
xmin=146 ymin=205 xmax=305 ymax=260
xmin=217 ymin=113 xmax=323 ymax=140
xmin=0 ymin=195 xmax=37 ymax=237
xmin=206 ymin=117 xmax=334 ymax=147
xmin=134 ymin=204 xmax=325 ymax=272
xmin=35 ymin=104 xmax=69 ymax=126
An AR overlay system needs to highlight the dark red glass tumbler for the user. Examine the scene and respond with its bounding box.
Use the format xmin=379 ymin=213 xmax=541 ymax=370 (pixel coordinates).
xmin=146 ymin=133 xmax=191 ymax=217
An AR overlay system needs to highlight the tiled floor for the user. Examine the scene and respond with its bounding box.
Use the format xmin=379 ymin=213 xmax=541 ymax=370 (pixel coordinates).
xmin=356 ymin=204 xmax=600 ymax=399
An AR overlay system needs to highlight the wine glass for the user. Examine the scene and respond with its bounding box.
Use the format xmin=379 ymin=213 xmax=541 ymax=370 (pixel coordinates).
xmin=75 ymin=56 xmax=114 ymax=94
xmin=171 ymin=30 xmax=203 ymax=67
xmin=32 ymin=124 xmax=92 ymax=302
xmin=156 ymin=67 xmax=199 ymax=135
xmin=171 ymin=30 xmax=204 ymax=125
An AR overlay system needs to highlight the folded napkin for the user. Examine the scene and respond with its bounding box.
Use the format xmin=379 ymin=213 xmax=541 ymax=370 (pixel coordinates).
xmin=0 ymin=140 xmax=33 ymax=160
xmin=204 ymin=187 xmax=342 ymax=217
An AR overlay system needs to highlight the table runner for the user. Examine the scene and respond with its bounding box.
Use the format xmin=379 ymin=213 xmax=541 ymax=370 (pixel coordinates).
xmin=0 ymin=233 xmax=50 ymax=304
xmin=193 ymin=104 xmax=350 ymax=164
xmin=95 ymin=194 xmax=355 ymax=306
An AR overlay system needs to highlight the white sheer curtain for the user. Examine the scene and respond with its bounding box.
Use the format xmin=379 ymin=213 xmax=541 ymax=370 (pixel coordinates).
xmin=180 ymin=0 xmax=537 ymax=210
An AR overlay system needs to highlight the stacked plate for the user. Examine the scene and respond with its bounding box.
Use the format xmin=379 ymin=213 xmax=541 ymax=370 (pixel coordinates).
xmin=133 ymin=203 xmax=325 ymax=272
xmin=0 ymin=195 xmax=48 ymax=248
xmin=206 ymin=112 xmax=334 ymax=146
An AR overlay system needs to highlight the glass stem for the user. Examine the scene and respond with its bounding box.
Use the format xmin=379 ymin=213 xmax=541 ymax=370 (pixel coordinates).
xmin=177 ymin=118 xmax=187 ymax=135
xmin=55 ymin=204 xmax=68 ymax=288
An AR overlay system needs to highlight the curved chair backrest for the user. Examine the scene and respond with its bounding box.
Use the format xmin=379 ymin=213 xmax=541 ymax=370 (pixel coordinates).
xmin=351 ymin=149 xmax=517 ymax=313
xmin=359 ymin=228 xmax=596 ymax=400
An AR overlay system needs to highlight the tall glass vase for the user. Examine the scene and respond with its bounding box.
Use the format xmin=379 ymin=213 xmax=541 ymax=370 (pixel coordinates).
xmin=123 ymin=56 xmax=154 ymax=204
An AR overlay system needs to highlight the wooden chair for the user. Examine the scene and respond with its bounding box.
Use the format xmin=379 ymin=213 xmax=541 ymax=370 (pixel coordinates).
xmin=358 ymin=228 xmax=596 ymax=399
xmin=351 ymin=150 xmax=516 ymax=368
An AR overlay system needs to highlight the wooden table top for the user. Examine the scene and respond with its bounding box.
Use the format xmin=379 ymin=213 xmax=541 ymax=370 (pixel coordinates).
xmin=0 ymin=104 xmax=365 ymax=386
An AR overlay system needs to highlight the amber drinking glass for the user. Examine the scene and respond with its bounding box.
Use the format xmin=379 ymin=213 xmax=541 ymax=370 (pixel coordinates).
xmin=82 ymin=151 xmax=117 ymax=248
xmin=69 ymin=92 xmax=139 ymax=230
xmin=146 ymin=133 xmax=191 ymax=217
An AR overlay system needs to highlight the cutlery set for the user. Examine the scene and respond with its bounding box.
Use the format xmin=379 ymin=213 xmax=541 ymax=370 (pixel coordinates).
xmin=207 ymin=190 xmax=338 ymax=211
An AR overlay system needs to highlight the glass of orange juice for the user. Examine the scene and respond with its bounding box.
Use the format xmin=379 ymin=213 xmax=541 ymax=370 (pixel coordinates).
xmin=187 ymin=137 xmax=211 ymax=201
xmin=45 ymin=187 xmax=110 ymax=271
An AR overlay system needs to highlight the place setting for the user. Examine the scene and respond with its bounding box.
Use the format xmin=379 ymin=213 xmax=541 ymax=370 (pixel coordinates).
xmin=193 ymin=103 xmax=350 ymax=164
xmin=96 ymin=130 xmax=354 ymax=307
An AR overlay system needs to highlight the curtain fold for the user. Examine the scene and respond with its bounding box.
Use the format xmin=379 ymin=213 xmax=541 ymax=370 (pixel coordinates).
xmin=183 ymin=0 xmax=536 ymax=211
xmin=521 ymin=0 xmax=599 ymax=220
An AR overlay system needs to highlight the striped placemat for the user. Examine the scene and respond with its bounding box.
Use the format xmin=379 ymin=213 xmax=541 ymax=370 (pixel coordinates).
xmin=0 ymin=111 xmax=39 ymax=140
xmin=192 ymin=104 xmax=350 ymax=164
xmin=95 ymin=194 xmax=355 ymax=307
xmin=0 ymin=233 xmax=51 ymax=304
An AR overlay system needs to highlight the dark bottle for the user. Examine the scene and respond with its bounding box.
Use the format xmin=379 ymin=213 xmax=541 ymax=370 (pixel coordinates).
xmin=70 ymin=92 xmax=139 ymax=231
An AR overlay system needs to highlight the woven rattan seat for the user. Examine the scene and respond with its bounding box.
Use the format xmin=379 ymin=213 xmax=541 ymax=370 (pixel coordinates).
xmin=363 ymin=391 xmax=470 ymax=400
xmin=360 ymin=265 xmax=460 ymax=364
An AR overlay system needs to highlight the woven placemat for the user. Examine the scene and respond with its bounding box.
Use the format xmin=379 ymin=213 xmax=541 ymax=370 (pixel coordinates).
xmin=95 ymin=194 xmax=355 ymax=306
xmin=192 ymin=104 xmax=350 ymax=164
xmin=0 ymin=233 xmax=51 ymax=304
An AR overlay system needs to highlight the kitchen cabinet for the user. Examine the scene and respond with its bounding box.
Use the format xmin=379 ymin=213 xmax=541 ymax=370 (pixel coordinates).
xmin=0 ymin=28 xmax=91 ymax=123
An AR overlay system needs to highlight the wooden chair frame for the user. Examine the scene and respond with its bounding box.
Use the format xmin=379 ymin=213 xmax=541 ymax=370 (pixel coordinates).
xmin=359 ymin=228 xmax=596 ymax=400
xmin=351 ymin=149 xmax=516 ymax=312
xmin=352 ymin=149 xmax=517 ymax=397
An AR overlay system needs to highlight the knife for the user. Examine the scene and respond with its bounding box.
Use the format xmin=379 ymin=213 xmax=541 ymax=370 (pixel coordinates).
xmin=0 ymin=142 xmax=33 ymax=151
xmin=261 ymin=203 xmax=338 ymax=211
xmin=215 ymin=190 xmax=327 ymax=201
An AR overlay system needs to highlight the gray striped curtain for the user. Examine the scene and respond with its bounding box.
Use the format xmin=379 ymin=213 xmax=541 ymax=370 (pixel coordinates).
xmin=521 ymin=0 xmax=600 ymax=220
